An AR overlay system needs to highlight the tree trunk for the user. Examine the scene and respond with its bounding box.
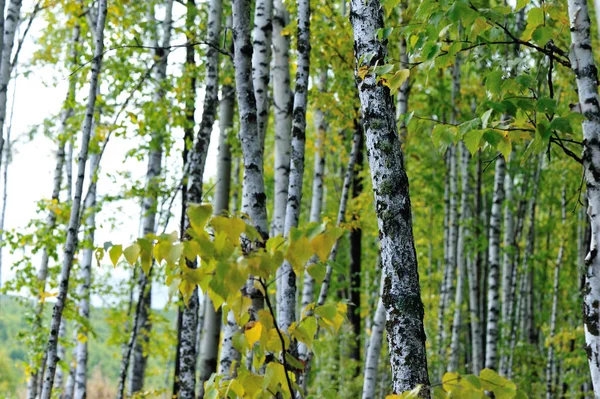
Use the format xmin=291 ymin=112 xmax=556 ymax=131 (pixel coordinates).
xmin=197 ymin=83 xmax=234 ymax=397
xmin=449 ymin=142 xmax=470 ymax=372
xmin=298 ymin=70 xmax=327 ymax=362
xmin=546 ymin=184 xmax=566 ymax=399
xmin=349 ymin=0 xmax=430 ymax=393
xmin=252 ymin=0 xmax=272 ymax=145
xmin=484 ymin=155 xmax=506 ymax=370
xmin=278 ymin=0 xmax=311 ymax=333
xmin=39 ymin=2 xmax=107 ymax=397
xmin=349 ymin=120 xmax=364 ymax=371
xmin=565 ymin=0 xmax=600 ymax=391
xmin=175 ymin=0 xmax=220 ymax=395
xmin=271 ymin=0 xmax=292 ymax=313
xmin=362 ymin=276 xmax=386 ymax=399
xmin=130 ymin=2 xmax=174 ymax=394
xmin=0 ymin=0 xmax=20 ymax=174
xmin=73 ymin=151 xmax=99 ymax=399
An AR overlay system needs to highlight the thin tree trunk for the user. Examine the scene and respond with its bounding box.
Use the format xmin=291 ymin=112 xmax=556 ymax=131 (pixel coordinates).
xmin=130 ymin=2 xmax=173 ymax=394
xmin=362 ymin=275 xmax=385 ymax=399
xmin=0 ymin=0 xmax=20 ymax=174
xmin=117 ymin=271 xmax=151 ymax=399
xmin=252 ymin=0 xmax=272 ymax=145
xmin=546 ymin=183 xmax=566 ymax=399
xmin=39 ymin=2 xmax=107 ymax=397
xmin=565 ymin=0 xmax=600 ymax=390
xmin=449 ymin=142 xmax=469 ymax=372
xmin=197 ymin=83 xmax=234 ymax=397
xmin=72 ymin=151 xmax=99 ymax=399
xmin=55 ymin=321 xmax=67 ymax=391
xmin=278 ymin=0 xmax=311 ymax=333
xmin=271 ymin=0 xmax=292 ymax=313
xmin=174 ymin=0 xmax=220 ymax=395
xmin=173 ymin=0 xmax=197 ymax=391
xmin=447 ymin=49 xmax=463 ymax=373
xmin=484 ymin=154 xmax=506 ymax=370
xmin=350 ymin=0 xmax=430 ymax=393
xmin=297 ymin=70 xmax=327 ymax=363
xmin=348 ymin=120 xmax=363 ymax=372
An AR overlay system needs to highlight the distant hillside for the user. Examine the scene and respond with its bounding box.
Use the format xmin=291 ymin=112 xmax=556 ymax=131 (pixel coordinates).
xmin=0 ymin=295 xmax=177 ymax=398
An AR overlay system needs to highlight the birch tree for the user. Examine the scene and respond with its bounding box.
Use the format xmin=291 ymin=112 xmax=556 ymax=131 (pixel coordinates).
xmin=362 ymin=276 xmax=385 ymax=399
xmin=484 ymin=155 xmax=506 ymax=370
xmin=278 ymin=0 xmax=311 ymax=332
xmin=566 ymin=0 xmax=600 ymax=391
xmin=0 ymin=0 xmax=21 ymax=174
xmin=39 ymin=1 xmax=107 ymax=397
xmin=546 ymin=184 xmax=566 ymax=399
xmin=349 ymin=0 xmax=430 ymax=393
xmin=175 ymin=0 xmax=221 ymax=394
xmin=130 ymin=1 xmax=173 ymax=393
xmin=198 ymin=83 xmax=234 ymax=397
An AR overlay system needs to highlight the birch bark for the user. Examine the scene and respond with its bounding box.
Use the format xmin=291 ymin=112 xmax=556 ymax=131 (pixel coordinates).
xmin=271 ymin=0 xmax=292 ymax=311
xmin=546 ymin=184 xmax=566 ymax=399
xmin=299 ymin=70 xmax=327 ymax=357
xmin=198 ymin=84 xmax=234 ymax=397
xmin=362 ymin=277 xmax=386 ymax=399
xmin=278 ymin=0 xmax=311 ymax=332
xmin=0 ymin=0 xmax=20 ymax=174
xmin=252 ymin=0 xmax=272 ymax=145
xmin=39 ymin=2 xmax=107 ymax=397
xmin=73 ymin=151 xmax=99 ymax=399
xmin=449 ymin=142 xmax=470 ymax=372
xmin=175 ymin=0 xmax=221 ymax=394
xmin=130 ymin=2 xmax=173 ymax=393
xmin=350 ymin=0 xmax=430 ymax=392
xmin=484 ymin=155 xmax=506 ymax=370
xmin=270 ymin=0 xmax=292 ymax=237
xmin=565 ymin=0 xmax=600 ymax=390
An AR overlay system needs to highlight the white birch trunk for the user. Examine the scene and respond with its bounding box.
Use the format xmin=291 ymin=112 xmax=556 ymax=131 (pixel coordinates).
xmin=39 ymin=2 xmax=107 ymax=397
xmin=252 ymin=0 xmax=272 ymax=145
xmin=0 ymin=0 xmax=20 ymax=174
xmin=449 ymin=142 xmax=469 ymax=372
xmin=350 ymin=0 xmax=430 ymax=392
xmin=546 ymin=184 xmax=566 ymax=399
xmin=271 ymin=0 xmax=292 ymax=312
xmin=362 ymin=279 xmax=386 ymax=399
xmin=54 ymin=320 xmax=67 ymax=391
xmin=278 ymin=0 xmax=311 ymax=333
xmin=130 ymin=2 xmax=173 ymax=394
xmin=297 ymin=70 xmax=327 ymax=362
xmin=566 ymin=0 xmax=600 ymax=392
xmin=176 ymin=0 xmax=221 ymax=394
xmin=270 ymin=0 xmax=292 ymax=237
xmin=218 ymin=310 xmax=240 ymax=377
xmin=484 ymin=155 xmax=506 ymax=370
xmin=198 ymin=83 xmax=234 ymax=397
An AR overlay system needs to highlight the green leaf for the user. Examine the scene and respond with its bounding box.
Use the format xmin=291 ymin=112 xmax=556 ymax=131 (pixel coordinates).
xmin=549 ymin=117 xmax=573 ymax=133
xmin=485 ymin=70 xmax=503 ymax=96
xmin=516 ymin=0 xmax=528 ymax=10
xmin=307 ymin=261 xmax=327 ymax=283
xmin=432 ymin=124 xmax=458 ymax=150
xmin=187 ymin=203 xmax=213 ymax=234
xmin=123 ymin=243 xmax=141 ymax=266
xmin=536 ymin=97 xmax=557 ymax=113
xmin=108 ymin=245 xmax=122 ymax=267
xmin=463 ymin=130 xmax=484 ymax=155
xmin=481 ymin=109 xmax=494 ymax=129
xmin=211 ymin=216 xmax=246 ymax=243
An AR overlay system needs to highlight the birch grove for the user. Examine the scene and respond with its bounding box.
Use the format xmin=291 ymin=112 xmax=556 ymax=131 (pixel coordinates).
xmin=2 ymin=0 xmax=600 ymax=397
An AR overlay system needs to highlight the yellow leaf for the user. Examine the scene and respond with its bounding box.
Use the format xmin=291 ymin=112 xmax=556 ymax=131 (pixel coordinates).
xmin=357 ymin=65 xmax=370 ymax=80
xmin=77 ymin=333 xmax=88 ymax=344
xmin=211 ymin=216 xmax=246 ymax=244
xmin=310 ymin=233 xmax=336 ymax=262
xmin=245 ymin=321 xmax=263 ymax=347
